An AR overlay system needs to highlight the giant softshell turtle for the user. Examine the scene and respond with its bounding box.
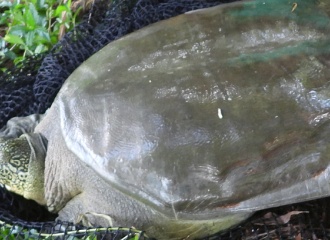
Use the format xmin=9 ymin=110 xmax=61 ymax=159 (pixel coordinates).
xmin=1 ymin=0 xmax=330 ymax=239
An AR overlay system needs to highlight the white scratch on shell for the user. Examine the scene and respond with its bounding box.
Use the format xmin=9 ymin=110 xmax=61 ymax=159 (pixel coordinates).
xmin=218 ymin=108 xmax=223 ymax=119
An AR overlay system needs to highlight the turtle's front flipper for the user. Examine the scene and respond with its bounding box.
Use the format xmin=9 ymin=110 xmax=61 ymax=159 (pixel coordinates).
xmin=0 ymin=114 xmax=44 ymax=139
xmin=0 ymin=132 xmax=47 ymax=205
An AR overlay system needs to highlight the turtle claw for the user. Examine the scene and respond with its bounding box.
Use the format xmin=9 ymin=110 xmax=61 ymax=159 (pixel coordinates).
xmin=75 ymin=212 xmax=114 ymax=227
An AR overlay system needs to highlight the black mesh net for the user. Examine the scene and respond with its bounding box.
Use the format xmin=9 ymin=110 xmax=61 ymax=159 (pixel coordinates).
xmin=1 ymin=186 xmax=330 ymax=239
xmin=1 ymin=0 xmax=330 ymax=239
xmin=0 ymin=187 xmax=149 ymax=239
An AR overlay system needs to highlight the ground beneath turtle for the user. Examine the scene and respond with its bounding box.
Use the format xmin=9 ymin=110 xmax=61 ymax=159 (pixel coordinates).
xmin=1 ymin=187 xmax=329 ymax=240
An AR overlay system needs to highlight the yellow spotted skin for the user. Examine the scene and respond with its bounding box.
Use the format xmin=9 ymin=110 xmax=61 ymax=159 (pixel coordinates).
xmin=0 ymin=136 xmax=31 ymax=195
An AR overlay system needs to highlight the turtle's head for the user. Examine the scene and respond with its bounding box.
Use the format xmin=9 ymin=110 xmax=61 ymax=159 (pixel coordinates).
xmin=0 ymin=134 xmax=47 ymax=205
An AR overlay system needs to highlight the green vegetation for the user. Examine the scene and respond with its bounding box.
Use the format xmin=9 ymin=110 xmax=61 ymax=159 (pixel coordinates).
xmin=0 ymin=224 xmax=146 ymax=239
xmin=0 ymin=0 xmax=82 ymax=69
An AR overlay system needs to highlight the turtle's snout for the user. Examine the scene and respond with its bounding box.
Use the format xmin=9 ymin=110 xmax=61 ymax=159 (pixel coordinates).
xmin=0 ymin=136 xmax=31 ymax=196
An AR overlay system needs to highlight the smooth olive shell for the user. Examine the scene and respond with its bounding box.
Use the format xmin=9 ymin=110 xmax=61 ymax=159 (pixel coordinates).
xmin=54 ymin=0 xmax=330 ymax=220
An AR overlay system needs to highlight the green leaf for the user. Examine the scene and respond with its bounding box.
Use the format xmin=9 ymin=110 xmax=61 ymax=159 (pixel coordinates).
xmin=36 ymin=0 xmax=46 ymax=9
xmin=35 ymin=27 xmax=51 ymax=42
xmin=64 ymin=22 xmax=70 ymax=29
xmin=13 ymin=55 xmax=25 ymax=65
xmin=8 ymin=24 xmax=28 ymax=36
xmin=50 ymin=35 xmax=58 ymax=44
xmin=56 ymin=17 xmax=62 ymax=24
xmin=65 ymin=0 xmax=72 ymax=8
xmin=24 ymin=30 xmax=36 ymax=47
xmin=54 ymin=5 xmax=68 ymax=17
xmin=4 ymin=34 xmax=25 ymax=45
xmin=37 ymin=13 xmax=48 ymax=27
xmin=25 ymin=3 xmax=39 ymax=29
xmin=10 ymin=8 xmax=24 ymax=25
xmin=12 ymin=1 xmax=24 ymax=12
xmin=46 ymin=7 xmax=54 ymax=19
xmin=29 ymin=0 xmax=37 ymax=5
xmin=4 ymin=50 xmax=17 ymax=60
xmin=73 ymin=7 xmax=83 ymax=23
xmin=0 ymin=11 xmax=10 ymax=25
xmin=34 ymin=43 xmax=47 ymax=54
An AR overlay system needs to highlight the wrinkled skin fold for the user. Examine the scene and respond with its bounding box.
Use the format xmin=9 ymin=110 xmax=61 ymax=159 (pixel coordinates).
xmin=1 ymin=0 xmax=330 ymax=239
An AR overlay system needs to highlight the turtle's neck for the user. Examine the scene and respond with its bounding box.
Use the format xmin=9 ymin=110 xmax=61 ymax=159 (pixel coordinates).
xmin=23 ymin=133 xmax=47 ymax=205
